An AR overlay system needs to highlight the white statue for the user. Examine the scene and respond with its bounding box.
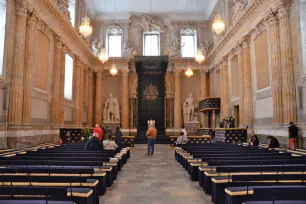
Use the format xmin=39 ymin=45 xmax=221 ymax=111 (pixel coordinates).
xmin=103 ymin=93 xmax=120 ymax=122
xmin=183 ymin=94 xmax=198 ymax=122
xmin=232 ymin=0 xmax=248 ymax=22
xmin=91 ymin=39 xmax=102 ymax=56
xmin=122 ymin=36 xmax=134 ymax=57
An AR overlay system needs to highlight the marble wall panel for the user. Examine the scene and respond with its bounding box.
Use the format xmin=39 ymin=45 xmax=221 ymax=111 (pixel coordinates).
xmin=255 ymin=97 xmax=273 ymax=119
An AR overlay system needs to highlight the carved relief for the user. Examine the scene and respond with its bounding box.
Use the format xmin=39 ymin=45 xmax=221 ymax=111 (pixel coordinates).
xmin=232 ymin=0 xmax=248 ymax=22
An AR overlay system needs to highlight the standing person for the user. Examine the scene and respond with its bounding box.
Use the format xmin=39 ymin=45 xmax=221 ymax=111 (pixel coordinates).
xmin=267 ymin=136 xmax=280 ymax=148
xmin=114 ymin=127 xmax=123 ymax=146
xmin=220 ymin=120 xmax=225 ymax=128
xmin=229 ymin=116 xmax=235 ymax=128
xmin=93 ymin=124 xmax=103 ymax=141
xmin=146 ymin=124 xmax=157 ymax=156
xmin=288 ymin=122 xmax=298 ymax=150
xmin=250 ymin=131 xmax=259 ymax=147
xmin=181 ymin=126 xmax=188 ymax=142
xmin=103 ymin=133 xmax=118 ymax=150
xmin=85 ymin=133 xmax=104 ymax=151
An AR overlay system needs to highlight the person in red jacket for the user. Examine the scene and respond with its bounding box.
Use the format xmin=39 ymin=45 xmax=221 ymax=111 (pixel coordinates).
xmin=93 ymin=124 xmax=103 ymax=141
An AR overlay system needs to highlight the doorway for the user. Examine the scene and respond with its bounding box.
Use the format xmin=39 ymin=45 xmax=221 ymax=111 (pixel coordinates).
xmin=233 ymin=105 xmax=240 ymax=128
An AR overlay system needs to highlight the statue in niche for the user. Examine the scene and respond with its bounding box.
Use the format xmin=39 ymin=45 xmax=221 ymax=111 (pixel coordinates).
xmin=122 ymin=36 xmax=134 ymax=57
xmin=232 ymin=0 xmax=248 ymax=22
xmin=183 ymin=94 xmax=198 ymax=122
xmin=103 ymin=93 xmax=120 ymax=123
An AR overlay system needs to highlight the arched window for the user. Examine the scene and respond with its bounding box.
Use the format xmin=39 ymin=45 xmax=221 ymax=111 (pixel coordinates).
xmin=64 ymin=54 xmax=74 ymax=100
xmin=181 ymin=29 xmax=197 ymax=58
xmin=143 ymin=31 xmax=160 ymax=56
xmin=0 ymin=0 xmax=7 ymax=75
xmin=106 ymin=28 xmax=122 ymax=57
xmin=68 ymin=0 xmax=76 ymax=27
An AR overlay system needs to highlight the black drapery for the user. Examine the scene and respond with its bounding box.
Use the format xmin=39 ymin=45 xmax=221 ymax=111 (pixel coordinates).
xmin=135 ymin=56 xmax=168 ymax=133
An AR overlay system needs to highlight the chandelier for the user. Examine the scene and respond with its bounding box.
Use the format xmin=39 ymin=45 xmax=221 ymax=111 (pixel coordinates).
xmin=185 ymin=67 xmax=194 ymax=78
xmin=110 ymin=63 xmax=118 ymax=76
xmin=212 ymin=14 xmax=225 ymax=35
xmin=98 ymin=48 xmax=108 ymax=63
xmin=195 ymin=49 xmax=205 ymax=64
xmin=79 ymin=15 xmax=93 ymax=38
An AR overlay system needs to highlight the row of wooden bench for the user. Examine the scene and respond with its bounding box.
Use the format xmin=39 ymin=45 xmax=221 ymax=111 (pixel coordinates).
xmin=175 ymin=143 xmax=306 ymax=204
xmin=0 ymin=142 xmax=131 ymax=204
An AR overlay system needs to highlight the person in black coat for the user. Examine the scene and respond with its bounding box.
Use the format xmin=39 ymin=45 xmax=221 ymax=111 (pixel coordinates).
xmin=114 ymin=127 xmax=123 ymax=146
xmin=229 ymin=116 xmax=235 ymax=128
xmin=85 ymin=133 xmax=104 ymax=151
xmin=267 ymin=136 xmax=280 ymax=148
xmin=250 ymin=131 xmax=259 ymax=147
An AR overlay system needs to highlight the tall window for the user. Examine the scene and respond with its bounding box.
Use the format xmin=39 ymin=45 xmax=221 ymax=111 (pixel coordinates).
xmin=68 ymin=0 xmax=76 ymax=27
xmin=143 ymin=32 xmax=160 ymax=56
xmin=181 ymin=29 xmax=197 ymax=58
xmin=64 ymin=54 xmax=74 ymax=100
xmin=0 ymin=0 xmax=6 ymax=75
xmin=106 ymin=28 xmax=122 ymax=57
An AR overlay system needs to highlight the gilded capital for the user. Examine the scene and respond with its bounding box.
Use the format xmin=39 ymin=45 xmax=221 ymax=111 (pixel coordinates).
xmin=88 ymin=68 xmax=94 ymax=76
xmin=173 ymin=69 xmax=182 ymax=76
xmin=96 ymin=71 xmax=103 ymax=78
xmin=15 ymin=0 xmax=28 ymax=17
xmin=121 ymin=68 xmax=130 ymax=76
xmin=241 ymin=36 xmax=250 ymax=49
xmin=54 ymin=36 xmax=63 ymax=48
xmin=264 ymin=10 xmax=278 ymax=26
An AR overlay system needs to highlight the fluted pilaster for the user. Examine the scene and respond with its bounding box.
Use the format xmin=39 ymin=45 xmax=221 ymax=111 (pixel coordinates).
xmin=209 ymin=70 xmax=215 ymax=97
xmin=87 ymin=69 xmax=94 ymax=127
xmin=59 ymin=45 xmax=67 ymax=125
xmin=242 ymin=37 xmax=253 ymax=125
xmin=22 ymin=10 xmax=38 ymax=124
xmin=237 ymin=45 xmax=244 ymax=125
xmin=78 ymin=62 xmax=84 ymax=126
xmin=95 ymin=71 xmax=103 ymax=125
xmin=121 ymin=69 xmax=130 ymax=128
xmin=73 ymin=57 xmax=81 ymax=126
xmin=219 ymin=65 xmax=224 ymax=120
xmin=266 ymin=11 xmax=283 ymax=123
xmin=174 ymin=69 xmax=182 ymax=128
xmin=278 ymin=5 xmax=297 ymax=123
xmin=222 ymin=61 xmax=230 ymax=118
xmin=200 ymin=70 xmax=208 ymax=127
xmin=51 ymin=36 xmax=63 ymax=125
xmin=9 ymin=1 xmax=28 ymax=124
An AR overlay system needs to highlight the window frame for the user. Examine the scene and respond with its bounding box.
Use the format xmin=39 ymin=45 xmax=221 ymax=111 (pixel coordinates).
xmin=64 ymin=54 xmax=74 ymax=100
xmin=143 ymin=31 xmax=160 ymax=56
xmin=106 ymin=33 xmax=122 ymax=57
xmin=180 ymin=29 xmax=197 ymax=58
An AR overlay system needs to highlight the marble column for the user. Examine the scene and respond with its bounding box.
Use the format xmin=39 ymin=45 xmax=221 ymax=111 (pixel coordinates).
xmin=266 ymin=11 xmax=283 ymax=123
xmin=237 ymin=45 xmax=244 ymax=126
xmin=9 ymin=1 xmax=28 ymax=124
xmin=95 ymin=71 xmax=103 ymax=125
xmin=222 ymin=61 xmax=229 ymax=117
xmin=87 ymin=69 xmax=94 ymax=127
xmin=278 ymin=5 xmax=297 ymax=123
xmin=199 ymin=70 xmax=208 ymax=127
xmin=173 ymin=69 xmax=182 ymax=128
xmin=22 ymin=11 xmax=37 ymax=124
xmin=51 ymin=36 xmax=63 ymax=125
xmin=121 ymin=69 xmax=129 ymax=128
xmin=73 ymin=57 xmax=81 ymax=126
xmin=242 ymin=37 xmax=253 ymax=125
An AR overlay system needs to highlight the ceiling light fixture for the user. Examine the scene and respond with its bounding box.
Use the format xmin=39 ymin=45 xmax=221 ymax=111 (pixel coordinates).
xmin=185 ymin=66 xmax=194 ymax=77
xmin=212 ymin=14 xmax=225 ymax=35
xmin=195 ymin=0 xmax=205 ymax=64
xmin=79 ymin=8 xmax=93 ymax=38
xmin=110 ymin=0 xmax=118 ymax=76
